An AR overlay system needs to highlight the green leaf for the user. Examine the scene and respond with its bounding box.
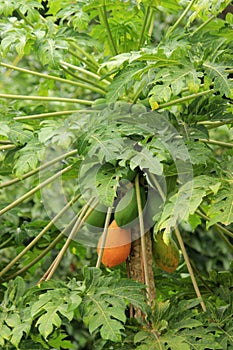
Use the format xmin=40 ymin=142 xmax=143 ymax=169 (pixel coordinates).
xmin=8 ymin=123 xmax=33 ymax=146
xmin=106 ymin=65 xmax=143 ymax=102
xmin=157 ymin=175 xmax=221 ymax=232
xmin=95 ymin=163 xmax=118 ymax=206
xmin=130 ymin=147 xmax=163 ymax=175
xmin=11 ymin=322 xmax=31 ymax=348
xmin=204 ymin=62 xmax=233 ymax=98
xmin=36 ymin=307 xmax=61 ymax=339
xmin=13 ymin=140 xmax=44 ymax=178
xmin=207 ymin=185 xmax=233 ymax=227
xmin=81 ymin=268 xmax=148 ymax=342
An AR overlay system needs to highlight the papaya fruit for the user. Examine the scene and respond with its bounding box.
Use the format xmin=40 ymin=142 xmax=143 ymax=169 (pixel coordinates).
xmin=115 ymin=186 xmax=146 ymax=228
xmin=153 ymin=232 xmax=179 ymax=273
xmin=97 ymin=220 xmax=131 ymax=267
xmin=85 ymin=203 xmax=107 ymax=229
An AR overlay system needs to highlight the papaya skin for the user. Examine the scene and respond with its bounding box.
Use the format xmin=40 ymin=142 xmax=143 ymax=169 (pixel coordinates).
xmin=153 ymin=232 xmax=179 ymax=273
xmin=85 ymin=204 xmax=107 ymax=229
xmin=115 ymin=186 xmax=146 ymax=228
xmin=97 ymin=220 xmax=131 ymax=267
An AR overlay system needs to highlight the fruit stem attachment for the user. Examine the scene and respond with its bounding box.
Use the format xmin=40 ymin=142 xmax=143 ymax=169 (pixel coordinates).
xmin=96 ymin=206 xmax=114 ymax=268
xmin=135 ymin=175 xmax=153 ymax=307
xmin=174 ymin=226 xmax=207 ymax=312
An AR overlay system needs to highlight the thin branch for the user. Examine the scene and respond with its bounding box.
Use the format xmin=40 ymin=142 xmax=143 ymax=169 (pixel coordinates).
xmin=190 ymin=0 xmax=233 ymax=36
xmin=0 ymin=144 xmax=15 ymax=151
xmin=0 ymin=93 xmax=93 ymax=105
xmin=0 ymin=62 xmax=105 ymax=95
xmin=69 ymin=42 xmax=99 ymax=69
xmin=61 ymin=66 xmax=108 ymax=90
xmin=190 ymin=15 xmax=215 ymax=36
xmin=197 ymin=119 xmax=233 ymax=129
xmin=135 ymin=174 xmax=152 ymax=307
xmin=95 ymin=206 xmax=113 ymax=268
xmin=174 ymin=226 xmax=207 ymax=312
xmin=165 ymin=0 xmax=197 ymax=39
xmin=14 ymin=110 xmax=96 ymax=121
xmin=199 ymin=138 xmax=233 ymax=148
xmin=98 ymin=3 xmax=118 ymax=56
xmin=60 ymin=60 xmax=110 ymax=85
xmin=157 ymin=89 xmax=212 ymax=109
xmin=138 ymin=6 xmax=151 ymax=49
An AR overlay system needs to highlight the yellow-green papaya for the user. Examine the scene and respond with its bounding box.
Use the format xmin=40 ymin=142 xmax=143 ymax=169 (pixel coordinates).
xmin=153 ymin=232 xmax=179 ymax=273
xmin=114 ymin=186 xmax=146 ymax=228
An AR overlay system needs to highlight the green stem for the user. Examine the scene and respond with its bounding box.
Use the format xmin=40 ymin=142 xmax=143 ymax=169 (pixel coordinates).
xmin=95 ymin=206 xmax=113 ymax=268
xmin=14 ymin=109 xmax=96 ymax=121
xmin=62 ymin=66 xmax=107 ymax=90
xmin=0 ymin=62 xmax=105 ymax=95
xmin=174 ymin=226 xmax=207 ymax=312
xmin=138 ymin=6 xmax=151 ymax=49
xmin=0 ymin=140 xmax=12 ymax=144
xmin=67 ymin=49 xmax=97 ymax=72
xmin=199 ymin=138 xmax=233 ymax=148
xmin=0 ymin=195 xmax=79 ymax=279
xmin=190 ymin=15 xmax=215 ymax=36
xmin=148 ymin=173 xmax=166 ymax=203
xmin=157 ymin=89 xmax=212 ymax=109
xmin=165 ymin=0 xmax=197 ymax=39
xmin=0 ymin=165 xmax=73 ymax=217
xmin=98 ymin=3 xmax=118 ymax=56
xmin=16 ymin=9 xmax=33 ymax=26
xmin=148 ymin=8 xmax=155 ymax=38
xmin=197 ymin=119 xmax=233 ymax=128
xmin=69 ymin=42 xmax=99 ymax=69
xmin=191 ymin=0 xmax=233 ymax=36
xmin=0 ymin=149 xmax=77 ymax=189
xmin=135 ymin=174 xmax=152 ymax=307
xmin=0 ymin=144 xmax=15 ymax=151
xmin=0 ymin=93 xmax=93 ymax=105
xmin=14 ymin=110 xmax=81 ymax=121
xmin=60 ymin=60 xmax=110 ymax=85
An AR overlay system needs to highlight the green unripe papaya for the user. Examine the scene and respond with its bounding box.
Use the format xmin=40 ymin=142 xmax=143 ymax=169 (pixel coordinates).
xmin=115 ymin=186 xmax=146 ymax=228
xmin=85 ymin=204 xmax=107 ymax=229
xmin=153 ymin=232 xmax=179 ymax=273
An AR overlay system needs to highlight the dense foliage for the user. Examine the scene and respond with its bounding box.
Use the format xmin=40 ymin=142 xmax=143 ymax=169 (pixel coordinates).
xmin=0 ymin=0 xmax=232 ymax=349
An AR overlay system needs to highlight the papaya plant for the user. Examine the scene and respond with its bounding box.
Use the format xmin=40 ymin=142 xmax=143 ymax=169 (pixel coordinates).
xmin=0 ymin=0 xmax=233 ymax=349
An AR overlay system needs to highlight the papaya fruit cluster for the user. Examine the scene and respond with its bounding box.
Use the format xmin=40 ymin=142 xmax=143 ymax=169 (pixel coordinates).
xmin=84 ymin=177 xmax=167 ymax=268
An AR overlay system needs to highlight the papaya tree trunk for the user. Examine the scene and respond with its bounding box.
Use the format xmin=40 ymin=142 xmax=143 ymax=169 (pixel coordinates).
xmin=127 ymin=225 xmax=156 ymax=317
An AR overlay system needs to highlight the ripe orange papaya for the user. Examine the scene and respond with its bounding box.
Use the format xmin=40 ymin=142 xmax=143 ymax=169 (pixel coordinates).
xmin=97 ymin=220 xmax=131 ymax=267
xmin=153 ymin=232 xmax=179 ymax=273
